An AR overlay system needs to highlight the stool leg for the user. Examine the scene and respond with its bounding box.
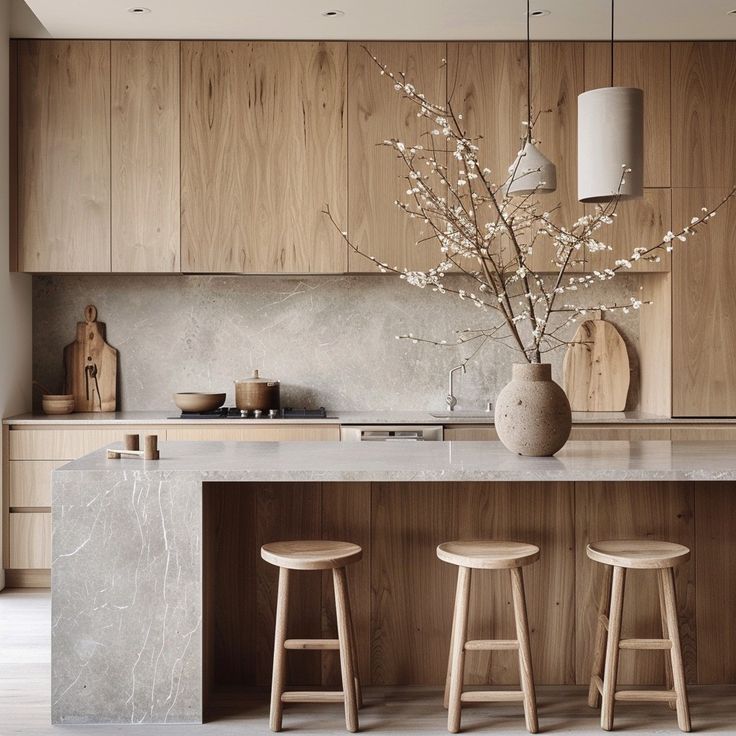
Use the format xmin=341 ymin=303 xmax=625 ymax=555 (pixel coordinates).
xmin=443 ymin=586 xmax=459 ymax=709
xmin=657 ymin=571 xmax=677 ymax=711
xmin=269 ymin=567 xmax=290 ymax=732
xmin=510 ymin=567 xmax=538 ymax=734
xmin=660 ymin=568 xmax=692 ymax=732
xmin=601 ymin=566 xmax=625 ymax=732
xmin=333 ymin=567 xmax=359 ymax=733
xmin=343 ymin=572 xmax=363 ymax=709
xmin=448 ymin=566 xmax=471 ymax=734
xmin=588 ymin=565 xmax=613 ymax=708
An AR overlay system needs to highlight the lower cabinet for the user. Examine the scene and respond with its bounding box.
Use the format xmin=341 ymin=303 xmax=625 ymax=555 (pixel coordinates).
xmin=3 ymin=422 xmax=340 ymax=587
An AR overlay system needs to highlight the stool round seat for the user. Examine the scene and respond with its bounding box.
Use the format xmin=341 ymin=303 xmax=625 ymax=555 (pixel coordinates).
xmin=261 ymin=540 xmax=362 ymax=570
xmin=437 ymin=540 xmax=540 ymax=570
xmin=586 ymin=539 xmax=690 ymax=570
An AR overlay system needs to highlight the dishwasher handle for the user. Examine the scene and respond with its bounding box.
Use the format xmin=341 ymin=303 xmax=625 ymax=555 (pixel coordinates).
xmin=340 ymin=425 xmax=443 ymax=442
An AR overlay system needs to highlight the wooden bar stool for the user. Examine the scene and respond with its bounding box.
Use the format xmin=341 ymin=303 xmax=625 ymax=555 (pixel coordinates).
xmin=586 ymin=539 xmax=691 ymax=732
xmin=437 ymin=540 xmax=540 ymax=734
xmin=261 ymin=540 xmax=363 ymax=733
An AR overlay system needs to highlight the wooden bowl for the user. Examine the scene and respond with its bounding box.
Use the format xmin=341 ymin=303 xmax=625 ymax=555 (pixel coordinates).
xmin=173 ymin=392 xmax=226 ymax=413
xmin=42 ymin=394 xmax=75 ymax=415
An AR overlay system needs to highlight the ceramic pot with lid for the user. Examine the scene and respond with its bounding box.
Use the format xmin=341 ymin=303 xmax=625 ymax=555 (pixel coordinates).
xmin=234 ymin=370 xmax=281 ymax=412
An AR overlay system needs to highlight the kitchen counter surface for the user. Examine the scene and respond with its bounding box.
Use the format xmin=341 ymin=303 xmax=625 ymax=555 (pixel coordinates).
xmin=56 ymin=439 xmax=736 ymax=482
xmin=8 ymin=409 xmax=736 ymax=425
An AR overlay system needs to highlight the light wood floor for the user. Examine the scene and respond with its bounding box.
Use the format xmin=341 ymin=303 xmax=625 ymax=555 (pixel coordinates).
xmin=1 ymin=589 xmax=735 ymax=734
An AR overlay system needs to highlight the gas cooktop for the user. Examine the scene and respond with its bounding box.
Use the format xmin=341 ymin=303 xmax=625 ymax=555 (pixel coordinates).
xmin=169 ymin=407 xmax=329 ymax=420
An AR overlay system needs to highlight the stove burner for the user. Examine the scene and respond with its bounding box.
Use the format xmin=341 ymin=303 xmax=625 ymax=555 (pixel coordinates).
xmin=171 ymin=407 xmax=328 ymax=420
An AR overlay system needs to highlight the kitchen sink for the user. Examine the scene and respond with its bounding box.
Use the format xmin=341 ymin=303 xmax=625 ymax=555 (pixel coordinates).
xmin=430 ymin=412 xmax=493 ymax=420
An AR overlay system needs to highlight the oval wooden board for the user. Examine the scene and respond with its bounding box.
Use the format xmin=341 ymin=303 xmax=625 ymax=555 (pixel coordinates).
xmin=562 ymin=319 xmax=630 ymax=411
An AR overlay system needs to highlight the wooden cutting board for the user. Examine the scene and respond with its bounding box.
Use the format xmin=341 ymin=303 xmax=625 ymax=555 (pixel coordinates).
xmin=562 ymin=319 xmax=630 ymax=411
xmin=63 ymin=305 xmax=118 ymax=412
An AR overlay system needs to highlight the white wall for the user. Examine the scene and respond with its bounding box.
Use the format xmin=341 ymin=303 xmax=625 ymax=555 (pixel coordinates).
xmin=0 ymin=0 xmax=33 ymax=590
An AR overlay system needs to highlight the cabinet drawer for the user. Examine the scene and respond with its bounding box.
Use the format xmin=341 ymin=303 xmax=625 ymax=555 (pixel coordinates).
xmin=568 ymin=426 xmax=671 ymax=441
xmin=9 ymin=461 xmax=62 ymax=507
xmin=444 ymin=426 xmax=498 ymax=441
xmin=9 ymin=512 xmax=51 ymax=569
xmin=671 ymin=427 xmax=736 ymax=441
xmin=166 ymin=425 xmax=340 ymax=442
xmin=8 ymin=427 xmax=167 ymax=460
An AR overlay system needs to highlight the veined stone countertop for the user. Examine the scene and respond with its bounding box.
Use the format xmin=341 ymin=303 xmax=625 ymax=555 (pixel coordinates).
xmin=7 ymin=409 xmax=736 ymax=425
xmin=56 ymin=440 xmax=736 ymax=482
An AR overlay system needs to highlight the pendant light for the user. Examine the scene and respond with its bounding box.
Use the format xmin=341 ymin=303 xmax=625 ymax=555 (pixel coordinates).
xmin=577 ymin=0 xmax=643 ymax=203
xmin=505 ymin=0 xmax=557 ymax=197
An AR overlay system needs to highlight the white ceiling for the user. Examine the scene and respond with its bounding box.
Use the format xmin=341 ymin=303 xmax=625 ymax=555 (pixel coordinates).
xmin=13 ymin=0 xmax=736 ymax=40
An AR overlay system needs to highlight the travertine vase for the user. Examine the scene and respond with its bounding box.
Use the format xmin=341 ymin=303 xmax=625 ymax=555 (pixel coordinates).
xmin=494 ymin=363 xmax=572 ymax=456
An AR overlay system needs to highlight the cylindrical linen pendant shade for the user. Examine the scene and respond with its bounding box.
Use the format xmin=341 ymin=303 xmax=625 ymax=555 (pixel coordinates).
xmin=577 ymin=86 xmax=644 ymax=203
xmin=505 ymin=139 xmax=557 ymax=197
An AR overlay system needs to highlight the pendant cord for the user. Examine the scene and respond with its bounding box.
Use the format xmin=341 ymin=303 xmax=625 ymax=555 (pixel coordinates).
xmin=527 ymin=0 xmax=532 ymax=138
xmin=610 ymin=0 xmax=615 ymax=86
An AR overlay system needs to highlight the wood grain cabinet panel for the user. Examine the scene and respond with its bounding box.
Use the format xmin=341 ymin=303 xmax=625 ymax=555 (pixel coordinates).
xmin=585 ymin=189 xmax=672 ymax=273
xmin=181 ymin=41 xmax=347 ymax=273
xmin=672 ymin=189 xmax=736 ymax=416
xmin=9 ymin=512 xmax=51 ymax=569
xmin=672 ymin=42 xmax=736 ymax=188
xmin=347 ymin=42 xmax=446 ymax=273
xmin=111 ymin=41 xmax=180 ymax=272
xmin=584 ymin=43 xmax=670 ymax=188
xmin=166 ymin=425 xmax=339 ymax=442
xmin=17 ymin=40 xmax=111 ymax=272
xmin=9 ymin=460 xmax=63 ymax=507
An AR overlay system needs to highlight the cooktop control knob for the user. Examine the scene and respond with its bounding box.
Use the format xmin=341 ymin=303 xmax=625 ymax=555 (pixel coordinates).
xmin=240 ymin=409 xmax=248 ymax=417
xmin=253 ymin=409 xmax=262 ymax=418
xmin=268 ymin=409 xmax=278 ymax=418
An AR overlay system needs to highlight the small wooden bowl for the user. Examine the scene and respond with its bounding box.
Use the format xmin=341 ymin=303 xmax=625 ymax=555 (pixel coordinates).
xmin=173 ymin=392 xmax=226 ymax=413
xmin=42 ymin=394 xmax=75 ymax=415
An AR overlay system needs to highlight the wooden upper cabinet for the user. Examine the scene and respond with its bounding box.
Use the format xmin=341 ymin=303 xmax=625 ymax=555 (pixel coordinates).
xmin=181 ymin=41 xmax=347 ymax=273
xmin=17 ymin=40 xmax=111 ymax=272
xmin=347 ymin=42 xmax=446 ymax=273
xmin=584 ymin=43 xmax=670 ymax=188
xmin=586 ymin=189 xmax=672 ymax=273
xmin=111 ymin=41 xmax=180 ymax=272
xmin=672 ymin=42 xmax=736 ymax=188
xmin=672 ymin=188 xmax=736 ymax=417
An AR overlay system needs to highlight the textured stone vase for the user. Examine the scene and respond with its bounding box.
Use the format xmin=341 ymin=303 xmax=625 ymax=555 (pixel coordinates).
xmin=494 ymin=363 xmax=572 ymax=456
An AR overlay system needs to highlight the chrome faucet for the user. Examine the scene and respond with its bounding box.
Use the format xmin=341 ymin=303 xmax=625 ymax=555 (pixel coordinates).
xmin=446 ymin=364 xmax=466 ymax=412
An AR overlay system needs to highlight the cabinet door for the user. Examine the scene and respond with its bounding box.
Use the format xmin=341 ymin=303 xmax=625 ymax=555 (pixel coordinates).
xmin=672 ymin=189 xmax=736 ymax=416
xmin=181 ymin=41 xmax=347 ymax=273
xmin=672 ymin=42 xmax=736 ymax=188
xmin=586 ymin=189 xmax=672 ymax=273
xmin=584 ymin=42 xmax=670 ymax=188
xmin=9 ymin=460 xmax=63 ymax=507
xmin=111 ymin=41 xmax=180 ymax=272
xmin=347 ymin=42 xmax=446 ymax=273
xmin=9 ymin=512 xmax=51 ymax=569
xmin=17 ymin=40 xmax=110 ymax=272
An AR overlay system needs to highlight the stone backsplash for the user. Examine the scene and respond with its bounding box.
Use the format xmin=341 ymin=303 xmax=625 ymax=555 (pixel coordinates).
xmin=33 ymin=273 xmax=648 ymax=412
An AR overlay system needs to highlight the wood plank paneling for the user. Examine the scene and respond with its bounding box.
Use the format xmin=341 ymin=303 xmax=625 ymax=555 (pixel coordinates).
xmin=9 ymin=512 xmax=51 ymax=569
xmin=321 ymin=483 xmax=371 ymax=687
xmin=181 ymin=41 xmax=347 ymax=273
xmin=586 ymin=189 xmax=672 ymax=273
xmin=575 ymin=482 xmax=696 ymax=686
xmin=694 ymin=483 xmax=736 ymax=684
xmin=584 ymin=43 xmax=670 ymax=188
xmin=639 ymin=272 xmax=672 ymax=417
xmin=672 ymin=42 xmax=736 ymax=188
xmin=111 ymin=41 xmax=180 ymax=272
xmin=672 ymin=189 xmax=736 ymax=416
xmin=348 ymin=42 xmax=446 ymax=273
xmin=18 ymin=40 xmax=110 ymax=272
xmin=9 ymin=40 xmax=18 ymax=272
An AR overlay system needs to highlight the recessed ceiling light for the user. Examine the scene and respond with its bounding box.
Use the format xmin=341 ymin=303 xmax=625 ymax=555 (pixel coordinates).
xmin=321 ymin=9 xmax=345 ymax=17
xmin=127 ymin=7 xmax=151 ymax=13
xmin=529 ymin=9 xmax=551 ymax=17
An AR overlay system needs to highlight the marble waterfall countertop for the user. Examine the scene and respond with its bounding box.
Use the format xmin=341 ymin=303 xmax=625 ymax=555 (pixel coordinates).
xmin=56 ymin=439 xmax=736 ymax=482
xmin=8 ymin=409 xmax=736 ymax=425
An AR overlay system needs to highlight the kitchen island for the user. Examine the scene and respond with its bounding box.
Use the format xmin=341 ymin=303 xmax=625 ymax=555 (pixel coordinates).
xmin=51 ymin=440 xmax=736 ymax=724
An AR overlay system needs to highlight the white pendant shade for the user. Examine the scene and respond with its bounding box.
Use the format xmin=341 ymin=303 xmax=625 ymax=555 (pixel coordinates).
xmin=505 ymin=139 xmax=557 ymax=197
xmin=577 ymin=86 xmax=644 ymax=203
